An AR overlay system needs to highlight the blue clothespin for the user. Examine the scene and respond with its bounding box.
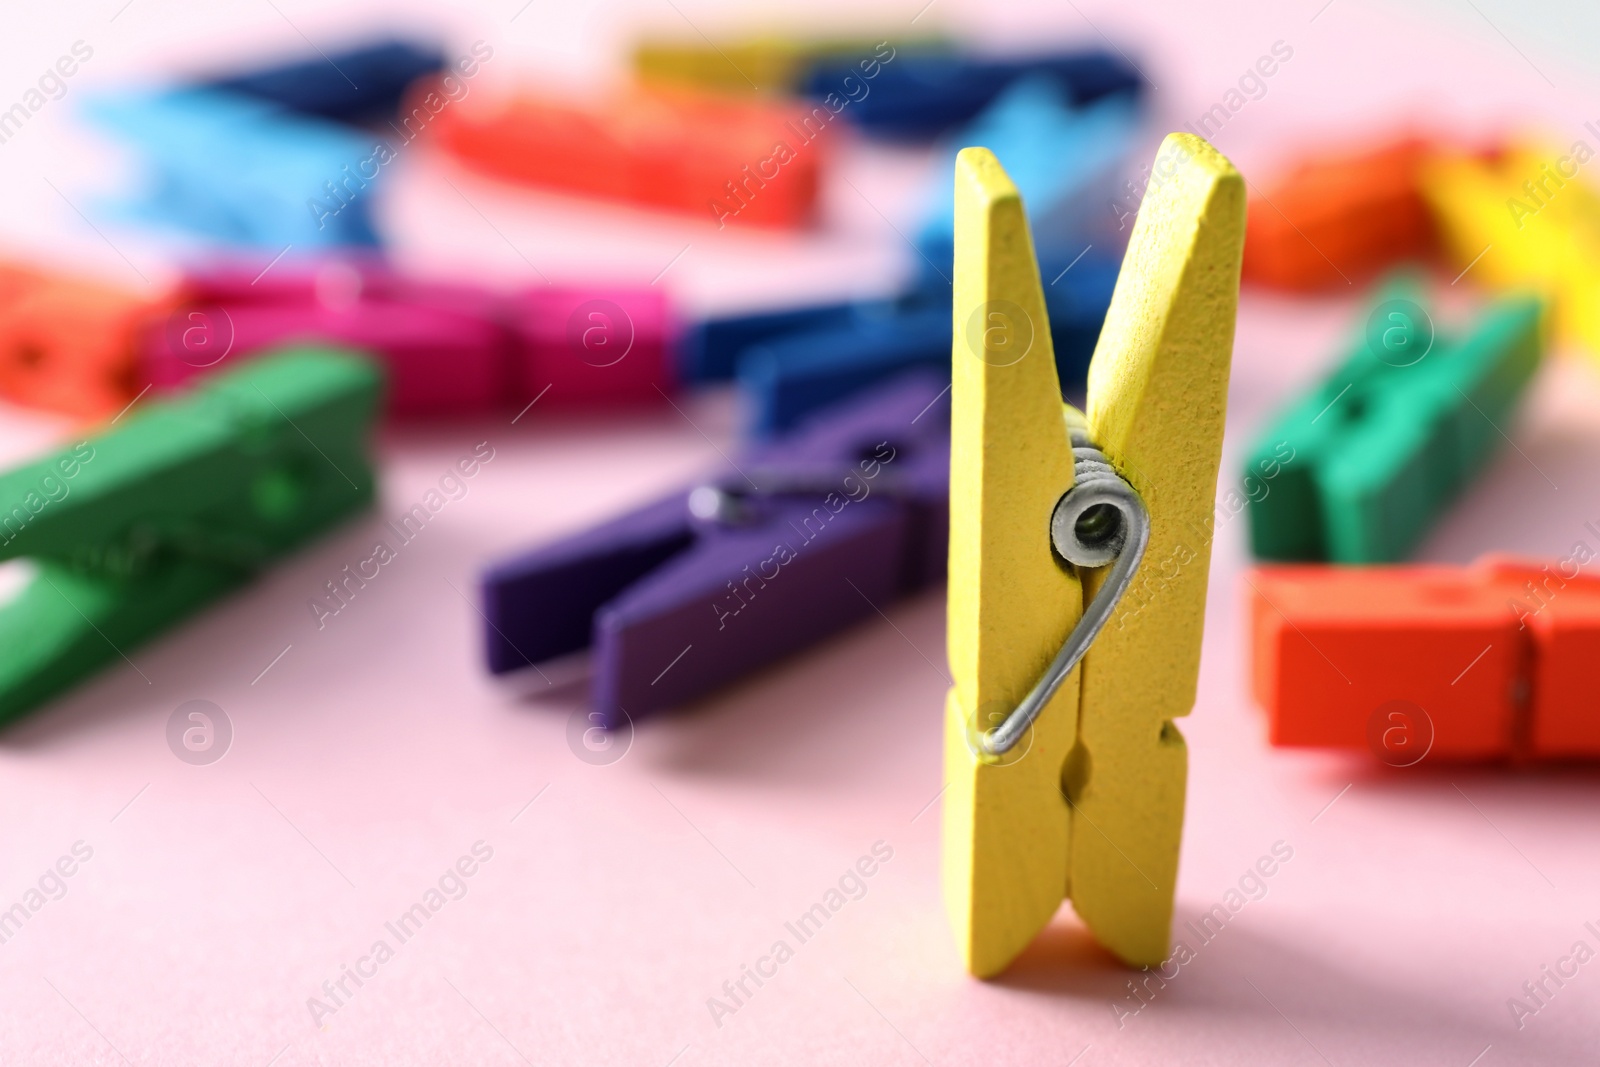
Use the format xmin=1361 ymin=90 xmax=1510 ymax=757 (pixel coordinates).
xmin=914 ymin=77 xmax=1143 ymax=283
xmin=675 ymin=81 xmax=1139 ymax=385
xmin=196 ymin=37 xmax=447 ymax=126
xmin=479 ymin=373 xmax=949 ymax=726
xmin=676 ymin=74 xmax=1136 ymax=418
xmin=678 ymin=301 xmax=866 ymax=384
xmin=84 ymin=89 xmax=384 ymax=248
xmin=699 ymin=246 xmax=1115 ymax=436
xmin=799 ymin=47 xmax=1144 ymax=139
xmin=679 ymin=242 xmax=1119 ymax=390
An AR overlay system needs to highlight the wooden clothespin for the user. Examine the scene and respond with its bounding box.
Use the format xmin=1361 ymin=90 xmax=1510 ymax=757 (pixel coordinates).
xmin=942 ymin=136 xmax=1244 ymax=975
xmin=1422 ymin=144 xmax=1600 ymax=360
xmin=632 ymin=34 xmax=930 ymax=96
xmin=0 ymin=263 xmax=163 ymax=420
xmin=0 ymin=348 xmax=379 ymax=722
xmin=1245 ymin=279 xmax=1544 ymax=563
xmin=480 ymin=373 xmax=950 ymax=724
xmin=85 ymin=89 xmax=384 ymax=249
xmin=1251 ymin=556 xmax=1600 ymax=761
xmin=196 ymin=36 xmax=447 ymax=126
xmin=1243 ymin=136 xmax=1438 ymax=291
xmin=151 ymin=259 xmax=678 ymax=415
xmin=425 ymin=82 xmax=826 ymax=229
xmin=802 ymin=48 xmax=1144 ymax=139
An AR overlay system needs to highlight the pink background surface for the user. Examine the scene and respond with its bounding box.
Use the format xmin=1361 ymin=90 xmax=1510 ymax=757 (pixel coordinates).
xmin=2 ymin=0 xmax=1600 ymax=1063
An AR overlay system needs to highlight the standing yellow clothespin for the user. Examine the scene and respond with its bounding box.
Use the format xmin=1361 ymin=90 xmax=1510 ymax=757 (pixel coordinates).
xmin=942 ymin=135 xmax=1244 ymax=976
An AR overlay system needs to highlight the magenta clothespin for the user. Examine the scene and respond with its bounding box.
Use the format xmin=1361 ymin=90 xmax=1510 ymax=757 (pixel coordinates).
xmin=511 ymin=287 xmax=676 ymax=405
xmin=146 ymin=260 xmax=680 ymax=414
xmin=141 ymin=298 xmax=511 ymax=416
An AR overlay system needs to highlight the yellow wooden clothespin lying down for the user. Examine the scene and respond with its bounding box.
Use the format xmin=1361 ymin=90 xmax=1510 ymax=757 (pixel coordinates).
xmin=942 ymin=135 xmax=1245 ymax=977
xmin=1421 ymin=145 xmax=1600 ymax=360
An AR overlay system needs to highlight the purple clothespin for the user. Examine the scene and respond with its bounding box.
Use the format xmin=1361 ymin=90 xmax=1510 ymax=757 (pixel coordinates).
xmin=479 ymin=371 xmax=951 ymax=726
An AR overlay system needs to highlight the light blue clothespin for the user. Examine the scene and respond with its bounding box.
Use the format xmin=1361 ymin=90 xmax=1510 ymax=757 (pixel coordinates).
xmin=914 ymin=75 xmax=1144 ymax=281
xmin=83 ymin=88 xmax=385 ymax=249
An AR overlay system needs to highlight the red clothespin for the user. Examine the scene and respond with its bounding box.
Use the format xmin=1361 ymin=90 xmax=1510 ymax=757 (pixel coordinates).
xmin=0 ymin=263 xmax=162 ymax=420
xmin=420 ymin=81 xmax=825 ymax=228
xmin=1249 ymin=556 xmax=1600 ymax=763
xmin=1242 ymin=136 xmax=1439 ymax=291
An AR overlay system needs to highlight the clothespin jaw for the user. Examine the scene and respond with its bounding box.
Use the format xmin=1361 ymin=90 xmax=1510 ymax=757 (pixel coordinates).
xmin=1076 ymin=134 xmax=1244 ymax=966
xmin=0 ymin=348 xmax=380 ymax=722
xmin=943 ymin=135 xmax=1243 ymax=976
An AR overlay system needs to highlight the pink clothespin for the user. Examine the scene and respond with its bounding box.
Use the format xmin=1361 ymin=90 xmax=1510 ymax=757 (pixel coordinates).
xmin=142 ymin=258 xmax=679 ymax=416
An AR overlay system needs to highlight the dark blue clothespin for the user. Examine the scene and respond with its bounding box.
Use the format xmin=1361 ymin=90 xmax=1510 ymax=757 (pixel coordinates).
xmin=196 ymin=37 xmax=446 ymax=126
xmin=799 ymin=47 xmax=1145 ymax=138
xmin=479 ymin=373 xmax=950 ymax=726
xmin=738 ymin=252 xmax=1115 ymax=436
xmin=675 ymin=246 xmax=1115 ymax=435
xmin=678 ymin=301 xmax=865 ymax=384
xmin=680 ymin=245 xmax=1117 ymax=383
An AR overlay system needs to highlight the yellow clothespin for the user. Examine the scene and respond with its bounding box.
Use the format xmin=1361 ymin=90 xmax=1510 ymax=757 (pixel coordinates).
xmin=1421 ymin=144 xmax=1600 ymax=359
xmin=942 ymin=136 xmax=1245 ymax=977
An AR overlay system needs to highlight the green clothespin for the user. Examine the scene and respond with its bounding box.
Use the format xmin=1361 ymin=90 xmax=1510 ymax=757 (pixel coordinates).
xmin=0 ymin=347 xmax=381 ymax=722
xmin=1247 ymin=278 xmax=1545 ymax=563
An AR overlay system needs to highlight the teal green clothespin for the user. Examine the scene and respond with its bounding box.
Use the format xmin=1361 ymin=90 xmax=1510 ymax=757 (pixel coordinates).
xmin=0 ymin=348 xmax=381 ymax=722
xmin=1247 ymin=278 xmax=1545 ymax=563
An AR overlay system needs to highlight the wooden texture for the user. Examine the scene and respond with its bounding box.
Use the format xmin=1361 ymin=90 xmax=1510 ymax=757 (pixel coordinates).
xmin=943 ymin=133 xmax=1244 ymax=975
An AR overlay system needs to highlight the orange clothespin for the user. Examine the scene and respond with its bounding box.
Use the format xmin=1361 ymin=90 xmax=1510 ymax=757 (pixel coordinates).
xmin=1250 ymin=556 xmax=1600 ymax=762
xmin=0 ymin=264 xmax=160 ymax=420
xmin=1243 ymin=136 xmax=1438 ymax=291
xmin=421 ymin=81 xmax=827 ymax=228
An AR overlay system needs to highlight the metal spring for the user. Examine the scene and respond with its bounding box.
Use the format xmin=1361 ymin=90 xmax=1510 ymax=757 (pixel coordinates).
xmin=976 ymin=429 xmax=1151 ymax=756
xmin=686 ymin=467 xmax=903 ymax=525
